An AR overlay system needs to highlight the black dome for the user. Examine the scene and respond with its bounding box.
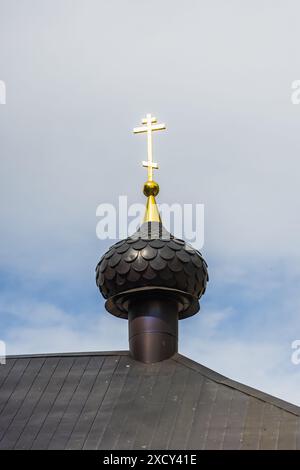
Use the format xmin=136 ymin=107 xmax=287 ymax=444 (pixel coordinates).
xmin=96 ymin=222 xmax=209 ymax=319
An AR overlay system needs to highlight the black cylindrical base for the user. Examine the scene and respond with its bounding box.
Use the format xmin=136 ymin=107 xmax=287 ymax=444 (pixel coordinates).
xmin=128 ymin=293 xmax=178 ymax=363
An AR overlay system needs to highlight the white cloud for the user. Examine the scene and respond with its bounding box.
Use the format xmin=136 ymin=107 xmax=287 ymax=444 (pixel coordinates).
xmin=2 ymin=299 xmax=127 ymax=355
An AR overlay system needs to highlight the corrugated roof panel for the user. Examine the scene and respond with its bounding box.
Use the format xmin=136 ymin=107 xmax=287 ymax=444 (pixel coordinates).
xmin=150 ymin=362 xmax=190 ymax=450
xmin=132 ymin=360 xmax=177 ymax=450
xmin=241 ymin=397 xmax=265 ymax=450
xmin=204 ymin=383 xmax=233 ymax=450
xmin=114 ymin=361 xmax=156 ymax=450
xmin=14 ymin=356 xmax=76 ymax=449
xmin=82 ymin=355 xmax=130 ymax=450
xmin=168 ymin=371 xmax=205 ymax=450
xmin=0 ymin=358 xmax=16 ymax=388
xmin=127 ymin=361 xmax=162 ymax=450
xmin=0 ymin=357 xmax=58 ymax=449
xmin=66 ymin=356 xmax=119 ymax=450
xmin=0 ymin=358 xmax=30 ymax=415
xmin=222 ymin=390 xmax=249 ymax=450
xmin=277 ymin=412 xmax=298 ymax=450
xmin=258 ymin=404 xmax=281 ymax=450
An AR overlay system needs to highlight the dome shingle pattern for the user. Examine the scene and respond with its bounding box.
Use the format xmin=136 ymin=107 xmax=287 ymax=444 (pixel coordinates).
xmin=96 ymin=222 xmax=208 ymax=319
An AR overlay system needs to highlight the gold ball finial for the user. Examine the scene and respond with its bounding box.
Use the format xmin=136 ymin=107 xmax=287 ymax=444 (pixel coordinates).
xmin=143 ymin=180 xmax=159 ymax=197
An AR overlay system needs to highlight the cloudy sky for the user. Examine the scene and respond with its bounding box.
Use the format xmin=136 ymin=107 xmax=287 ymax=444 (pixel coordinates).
xmin=1 ymin=1 xmax=300 ymax=405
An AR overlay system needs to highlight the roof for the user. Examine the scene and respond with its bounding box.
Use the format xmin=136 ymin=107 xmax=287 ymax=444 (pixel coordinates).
xmin=0 ymin=351 xmax=299 ymax=450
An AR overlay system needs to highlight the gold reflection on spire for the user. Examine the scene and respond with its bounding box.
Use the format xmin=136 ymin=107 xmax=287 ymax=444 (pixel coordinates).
xmin=133 ymin=114 xmax=166 ymax=223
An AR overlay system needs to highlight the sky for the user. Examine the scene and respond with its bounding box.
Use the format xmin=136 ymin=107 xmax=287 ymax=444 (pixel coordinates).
xmin=1 ymin=1 xmax=300 ymax=405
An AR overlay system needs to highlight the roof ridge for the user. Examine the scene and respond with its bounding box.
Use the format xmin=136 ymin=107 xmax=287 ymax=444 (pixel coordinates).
xmin=4 ymin=350 xmax=129 ymax=360
xmin=173 ymin=353 xmax=300 ymax=417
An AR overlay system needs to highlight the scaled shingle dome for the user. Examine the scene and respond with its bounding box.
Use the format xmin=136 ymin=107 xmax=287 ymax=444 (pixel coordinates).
xmin=96 ymin=221 xmax=209 ymax=319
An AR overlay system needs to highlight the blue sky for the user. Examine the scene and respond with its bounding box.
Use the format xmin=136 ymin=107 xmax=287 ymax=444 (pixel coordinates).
xmin=1 ymin=0 xmax=300 ymax=405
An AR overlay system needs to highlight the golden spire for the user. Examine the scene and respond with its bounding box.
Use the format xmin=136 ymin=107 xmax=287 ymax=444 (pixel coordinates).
xmin=133 ymin=113 xmax=166 ymax=223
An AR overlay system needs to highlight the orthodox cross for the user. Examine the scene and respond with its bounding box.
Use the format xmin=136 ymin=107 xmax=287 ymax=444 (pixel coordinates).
xmin=133 ymin=113 xmax=166 ymax=181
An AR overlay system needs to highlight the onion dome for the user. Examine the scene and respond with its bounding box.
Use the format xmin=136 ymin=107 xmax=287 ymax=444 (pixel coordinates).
xmin=96 ymin=220 xmax=208 ymax=319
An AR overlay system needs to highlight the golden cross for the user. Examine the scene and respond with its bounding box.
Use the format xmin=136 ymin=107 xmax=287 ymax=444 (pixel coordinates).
xmin=133 ymin=113 xmax=166 ymax=181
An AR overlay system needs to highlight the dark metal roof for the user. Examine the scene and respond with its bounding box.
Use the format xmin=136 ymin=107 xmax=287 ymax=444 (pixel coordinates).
xmin=0 ymin=351 xmax=299 ymax=450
